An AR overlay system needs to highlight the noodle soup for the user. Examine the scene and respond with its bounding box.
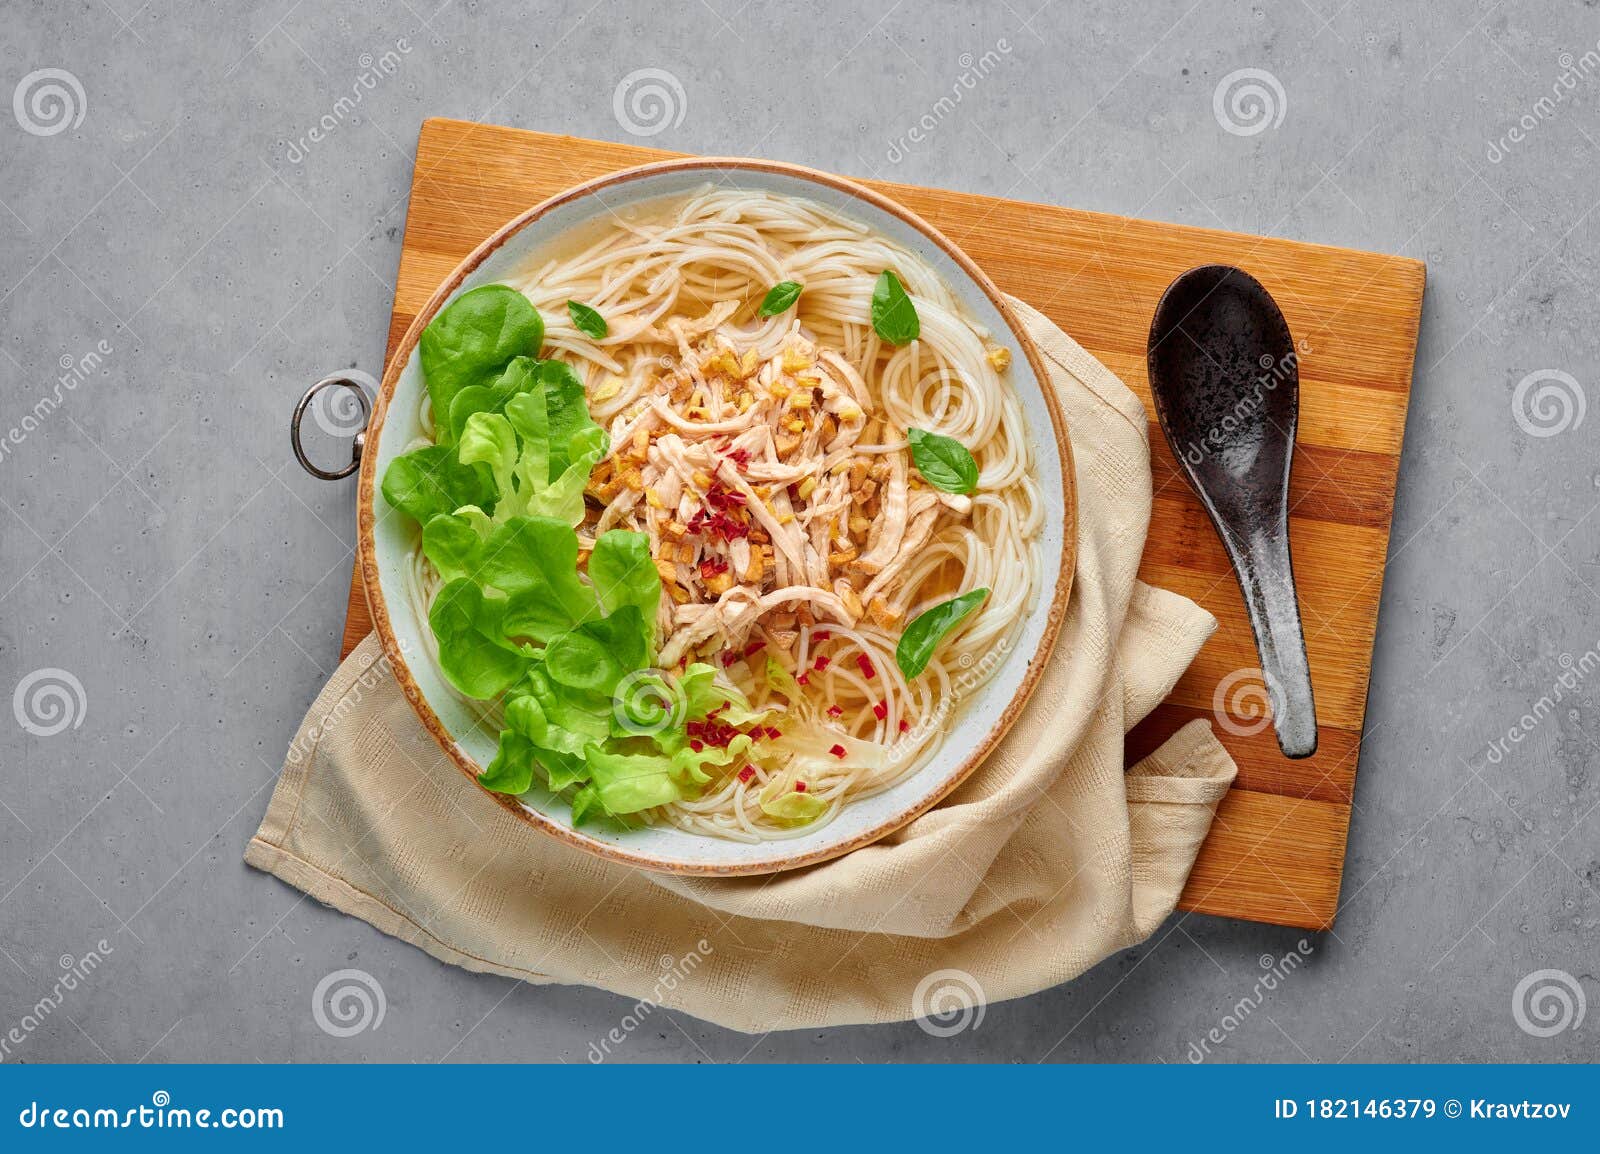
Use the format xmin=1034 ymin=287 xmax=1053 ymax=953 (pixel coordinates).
xmin=381 ymin=187 xmax=1043 ymax=844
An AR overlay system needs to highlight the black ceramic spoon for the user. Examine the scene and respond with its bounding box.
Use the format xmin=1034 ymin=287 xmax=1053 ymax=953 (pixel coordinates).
xmin=1147 ymin=265 xmax=1317 ymax=759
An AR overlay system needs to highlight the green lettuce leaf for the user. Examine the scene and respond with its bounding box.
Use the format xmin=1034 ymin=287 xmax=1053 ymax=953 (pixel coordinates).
xmin=427 ymin=579 xmax=532 ymax=699
xmin=537 ymin=360 xmax=604 ymax=478
xmin=446 ymin=355 xmax=539 ymax=444
xmin=584 ymin=744 xmax=682 ymax=815
xmin=420 ymin=285 xmax=544 ymax=442
xmin=521 ymin=669 xmax=611 ymax=746
xmin=519 ymin=432 xmax=603 ymax=525
xmin=380 ymin=445 xmax=495 ymax=524
xmin=680 ymin=662 xmax=767 ymax=726
xmin=478 ymin=731 xmax=537 ymax=794
xmin=765 ymin=655 xmax=805 ymax=705
xmin=570 ymin=784 xmax=603 ymax=826
xmin=421 ymin=512 xmax=486 ymax=584
xmin=588 ymin=530 xmax=659 ymax=656
xmin=502 ymin=385 xmax=551 ymax=497
xmin=544 ymin=606 xmax=649 ymax=696
xmin=477 ymin=517 xmax=595 ymax=623
xmin=538 ymin=748 xmax=590 ymax=792
xmin=457 ymin=410 xmax=520 ymax=501
xmin=758 ymin=782 xmax=828 ymax=824
xmin=611 ymin=670 xmax=684 ymax=737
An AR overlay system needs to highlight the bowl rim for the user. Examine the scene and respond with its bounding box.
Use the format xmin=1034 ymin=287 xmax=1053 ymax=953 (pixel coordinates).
xmin=356 ymin=156 xmax=1078 ymax=876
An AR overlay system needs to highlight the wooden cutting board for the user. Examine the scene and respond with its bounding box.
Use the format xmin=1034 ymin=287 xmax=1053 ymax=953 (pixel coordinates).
xmin=338 ymin=117 xmax=1424 ymax=931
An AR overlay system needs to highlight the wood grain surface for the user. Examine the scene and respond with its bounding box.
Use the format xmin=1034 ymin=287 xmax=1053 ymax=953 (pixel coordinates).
xmin=338 ymin=117 xmax=1425 ymax=930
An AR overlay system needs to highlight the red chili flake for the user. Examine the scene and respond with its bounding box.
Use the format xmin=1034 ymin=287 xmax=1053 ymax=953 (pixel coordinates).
xmin=720 ymin=649 xmax=738 ymax=667
xmin=898 ymin=719 xmax=910 ymax=733
xmin=699 ymin=556 xmax=730 ymax=581
xmin=829 ymin=744 xmax=847 ymax=759
xmin=797 ymin=673 xmax=809 ymax=687
xmin=710 ymin=512 xmax=749 ymax=542
xmin=687 ymin=501 xmax=749 ymax=543
xmin=727 ymin=447 xmax=751 ymax=470
xmin=689 ymin=739 xmax=704 ymax=753
xmin=813 ymin=654 xmax=830 ymax=672
xmin=763 ymin=726 xmax=781 ymax=740
xmin=742 ymin=640 xmax=766 ymax=659
xmin=856 ymin=654 xmax=877 ymax=680
xmin=813 ymin=630 xmax=832 ymax=641
xmin=872 ymin=701 xmax=887 ymax=720
xmin=826 ymin=705 xmax=844 ymax=718
xmin=704 ymin=483 xmax=747 ymax=512
xmin=794 ymin=781 xmax=807 ymax=793
xmin=737 ymin=766 xmax=755 ymax=783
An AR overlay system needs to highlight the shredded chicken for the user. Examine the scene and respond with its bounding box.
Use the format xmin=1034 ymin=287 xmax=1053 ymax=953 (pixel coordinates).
xmin=583 ymin=313 xmax=977 ymax=665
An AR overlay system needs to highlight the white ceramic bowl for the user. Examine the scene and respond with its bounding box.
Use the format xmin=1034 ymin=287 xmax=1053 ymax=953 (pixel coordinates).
xmin=357 ymin=158 xmax=1075 ymax=875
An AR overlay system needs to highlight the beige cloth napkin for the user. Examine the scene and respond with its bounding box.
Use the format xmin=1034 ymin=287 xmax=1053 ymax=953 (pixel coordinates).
xmin=245 ymin=298 xmax=1237 ymax=1032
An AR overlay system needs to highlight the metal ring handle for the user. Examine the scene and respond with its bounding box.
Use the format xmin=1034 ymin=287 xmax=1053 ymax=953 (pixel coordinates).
xmin=291 ymin=373 xmax=371 ymax=480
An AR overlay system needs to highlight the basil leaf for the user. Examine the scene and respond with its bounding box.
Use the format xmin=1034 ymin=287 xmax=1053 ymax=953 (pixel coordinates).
xmin=870 ymin=270 xmax=919 ymax=345
xmin=420 ymin=285 xmax=544 ymax=443
xmin=758 ymin=281 xmax=803 ymax=317
xmin=907 ymin=427 xmax=979 ymax=494
xmin=895 ymin=589 xmax=988 ymax=680
xmin=567 ymin=299 xmax=608 ymax=340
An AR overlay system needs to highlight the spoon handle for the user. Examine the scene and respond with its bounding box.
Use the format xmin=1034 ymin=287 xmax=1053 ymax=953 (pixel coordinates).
xmin=1234 ymin=528 xmax=1318 ymax=759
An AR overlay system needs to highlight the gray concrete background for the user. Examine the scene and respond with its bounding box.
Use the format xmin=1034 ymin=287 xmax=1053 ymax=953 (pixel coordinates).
xmin=1 ymin=0 xmax=1597 ymax=1063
